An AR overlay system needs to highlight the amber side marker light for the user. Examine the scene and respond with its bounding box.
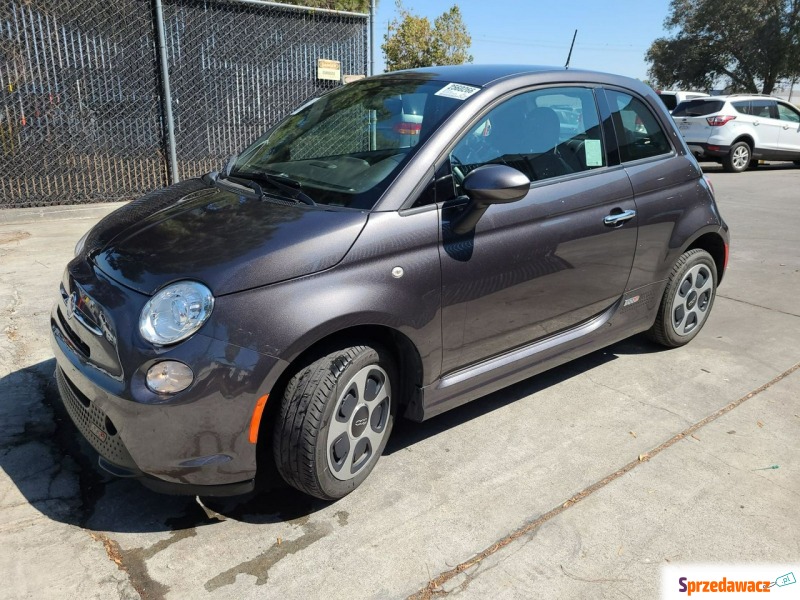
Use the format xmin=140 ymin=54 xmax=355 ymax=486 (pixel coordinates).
xmin=248 ymin=395 xmax=269 ymax=443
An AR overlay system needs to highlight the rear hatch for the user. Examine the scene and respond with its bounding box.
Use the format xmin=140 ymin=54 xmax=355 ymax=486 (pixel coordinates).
xmin=672 ymin=99 xmax=727 ymax=143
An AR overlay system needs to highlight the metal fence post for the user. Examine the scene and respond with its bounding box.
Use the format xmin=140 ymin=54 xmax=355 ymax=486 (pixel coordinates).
xmin=153 ymin=0 xmax=179 ymax=184
xmin=369 ymin=0 xmax=375 ymax=76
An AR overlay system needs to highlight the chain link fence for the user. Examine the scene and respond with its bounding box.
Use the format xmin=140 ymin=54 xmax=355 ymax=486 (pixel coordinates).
xmin=0 ymin=0 xmax=367 ymax=208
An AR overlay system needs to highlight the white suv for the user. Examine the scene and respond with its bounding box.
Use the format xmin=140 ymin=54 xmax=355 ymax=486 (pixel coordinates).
xmin=672 ymin=95 xmax=800 ymax=172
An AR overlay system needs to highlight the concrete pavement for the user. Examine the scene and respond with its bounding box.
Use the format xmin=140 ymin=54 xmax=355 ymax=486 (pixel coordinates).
xmin=1 ymin=164 xmax=798 ymax=599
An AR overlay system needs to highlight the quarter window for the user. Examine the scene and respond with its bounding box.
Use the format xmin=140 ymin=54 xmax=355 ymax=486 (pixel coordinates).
xmin=605 ymin=90 xmax=671 ymax=162
xmin=448 ymin=87 xmax=605 ymax=192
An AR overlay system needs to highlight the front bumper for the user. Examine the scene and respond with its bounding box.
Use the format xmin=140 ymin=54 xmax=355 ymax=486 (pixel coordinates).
xmin=54 ymin=366 xmax=255 ymax=496
xmin=49 ymin=263 xmax=287 ymax=495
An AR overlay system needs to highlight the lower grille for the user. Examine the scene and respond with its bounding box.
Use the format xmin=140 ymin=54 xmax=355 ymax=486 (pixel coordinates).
xmin=56 ymin=307 xmax=91 ymax=358
xmin=55 ymin=368 xmax=137 ymax=470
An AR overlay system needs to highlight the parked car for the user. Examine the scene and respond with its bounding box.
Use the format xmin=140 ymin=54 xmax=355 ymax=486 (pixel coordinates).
xmin=673 ymin=94 xmax=800 ymax=172
xmin=51 ymin=65 xmax=729 ymax=500
xmin=656 ymin=90 xmax=710 ymax=113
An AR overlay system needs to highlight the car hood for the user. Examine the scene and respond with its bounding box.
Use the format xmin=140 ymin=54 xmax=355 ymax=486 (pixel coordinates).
xmin=89 ymin=178 xmax=368 ymax=296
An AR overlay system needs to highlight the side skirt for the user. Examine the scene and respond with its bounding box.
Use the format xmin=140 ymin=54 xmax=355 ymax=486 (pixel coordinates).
xmin=412 ymin=281 xmax=665 ymax=421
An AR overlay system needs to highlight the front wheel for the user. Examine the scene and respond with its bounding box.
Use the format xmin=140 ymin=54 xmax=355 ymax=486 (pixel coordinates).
xmin=648 ymin=249 xmax=718 ymax=348
xmin=273 ymin=344 xmax=396 ymax=500
xmin=722 ymin=142 xmax=751 ymax=173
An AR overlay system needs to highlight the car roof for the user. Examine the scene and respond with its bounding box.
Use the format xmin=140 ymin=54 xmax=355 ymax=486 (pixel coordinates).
xmin=370 ymin=64 xmax=637 ymax=88
xmin=658 ymin=90 xmax=708 ymax=95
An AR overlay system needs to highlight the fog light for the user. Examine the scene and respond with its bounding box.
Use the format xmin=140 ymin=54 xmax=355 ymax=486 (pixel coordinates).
xmin=146 ymin=361 xmax=193 ymax=394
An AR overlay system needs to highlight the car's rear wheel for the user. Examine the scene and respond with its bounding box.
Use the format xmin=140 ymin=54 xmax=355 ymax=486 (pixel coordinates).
xmin=722 ymin=142 xmax=751 ymax=173
xmin=273 ymin=344 xmax=396 ymax=500
xmin=648 ymin=249 xmax=717 ymax=348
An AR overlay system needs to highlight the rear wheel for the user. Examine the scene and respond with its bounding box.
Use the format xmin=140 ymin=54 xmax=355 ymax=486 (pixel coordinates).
xmin=273 ymin=344 xmax=396 ymax=500
xmin=648 ymin=249 xmax=717 ymax=348
xmin=722 ymin=141 xmax=751 ymax=173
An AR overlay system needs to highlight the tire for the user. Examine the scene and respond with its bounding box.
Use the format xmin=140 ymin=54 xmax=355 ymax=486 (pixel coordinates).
xmin=722 ymin=141 xmax=751 ymax=173
xmin=749 ymin=159 xmax=760 ymax=169
xmin=647 ymin=249 xmax=717 ymax=348
xmin=794 ymin=160 xmax=800 ymax=166
xmin=273 ymin=344 xmax=396 ymax=500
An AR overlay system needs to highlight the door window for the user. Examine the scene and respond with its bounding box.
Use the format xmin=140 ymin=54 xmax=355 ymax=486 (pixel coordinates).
xmin=750 ymin=99 xmax=778 ymax=119
xmin=605 ymin=90 xmax=672 ymax=162
xmin=448 ymin=87 xmax=605 ymax=192
xmin=777 ymin=103 xmax=800 ymax=123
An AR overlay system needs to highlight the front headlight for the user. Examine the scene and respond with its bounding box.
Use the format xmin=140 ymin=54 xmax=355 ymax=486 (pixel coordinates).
xmin=139 ymin=281 xmax=214 ymax=345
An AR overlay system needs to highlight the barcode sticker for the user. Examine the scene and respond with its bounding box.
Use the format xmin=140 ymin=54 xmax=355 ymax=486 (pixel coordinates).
xmin=584 ymin=139 xmax=603 ymax=167
xmin=435 ymin=82 xmax=481 ymax=100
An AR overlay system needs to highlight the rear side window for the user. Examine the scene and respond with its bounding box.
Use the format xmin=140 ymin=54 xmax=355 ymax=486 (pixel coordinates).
xmin=672 ymin=100 xmax=725 ymax=117
xmin=605 ymin=90 xmax=671 ymax=162
xmin=750 ymin=99 xmax=778 ymax=119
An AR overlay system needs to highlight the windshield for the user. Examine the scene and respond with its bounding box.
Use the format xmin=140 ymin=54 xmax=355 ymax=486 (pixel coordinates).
xmin=232 ymin=77 xmax=476 ymax=209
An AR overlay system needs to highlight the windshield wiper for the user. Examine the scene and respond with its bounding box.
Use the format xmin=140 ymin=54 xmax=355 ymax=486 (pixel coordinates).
xmin=244 ymin=171 xmax=317 ymax=206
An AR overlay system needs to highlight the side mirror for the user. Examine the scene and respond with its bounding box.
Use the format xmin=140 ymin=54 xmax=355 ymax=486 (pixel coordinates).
xmin=450 ymin=165 xmax=530 ymax=235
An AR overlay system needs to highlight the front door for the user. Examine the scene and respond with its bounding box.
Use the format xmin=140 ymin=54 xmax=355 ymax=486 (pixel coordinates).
xmin=776 ymin=102 xmax=800 ymax=155
xmin=438 ymin=86 xmax=638 ymax=374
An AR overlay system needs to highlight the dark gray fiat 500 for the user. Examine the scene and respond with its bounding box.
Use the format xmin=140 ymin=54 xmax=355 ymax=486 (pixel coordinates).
xmin=51 ymin=65 xmax=729 ymax=500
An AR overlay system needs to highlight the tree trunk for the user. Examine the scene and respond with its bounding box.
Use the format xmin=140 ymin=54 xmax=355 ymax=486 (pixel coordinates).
xmin=761 ymin=73 xmax=777 ymax=95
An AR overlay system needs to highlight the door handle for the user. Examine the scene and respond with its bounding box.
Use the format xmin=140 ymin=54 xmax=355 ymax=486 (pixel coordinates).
xmin=784 ymin=125 xmax=790 ymax=130
xmin=604 ymin=209 xmax=636 ymax=226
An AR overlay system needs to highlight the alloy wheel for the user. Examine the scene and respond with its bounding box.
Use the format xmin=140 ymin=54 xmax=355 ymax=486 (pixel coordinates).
xmin=671 ymin=264 xmax=714 ymax=336
xmin=731 ymin=145 xmax=750 ymax=170
xmin=326 ymin=365 xmax=391 ymax=480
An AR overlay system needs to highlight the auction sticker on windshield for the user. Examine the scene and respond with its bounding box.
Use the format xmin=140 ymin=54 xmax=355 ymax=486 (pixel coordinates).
xmin=435 ymin=82 xmax=481 ymax=100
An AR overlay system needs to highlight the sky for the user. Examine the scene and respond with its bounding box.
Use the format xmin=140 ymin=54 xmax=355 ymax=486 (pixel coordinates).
xmin=372 ymin=0 xmax=674 ymax=81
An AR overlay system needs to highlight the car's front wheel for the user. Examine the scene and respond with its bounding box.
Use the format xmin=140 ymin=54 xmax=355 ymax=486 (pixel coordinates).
xmin=722 ymin=141 xmax=751 ymax=173
xmin=648 ymin=249 xmax=717 ymax=348
xmin=273 ymin=344 xmax=396 ymax=500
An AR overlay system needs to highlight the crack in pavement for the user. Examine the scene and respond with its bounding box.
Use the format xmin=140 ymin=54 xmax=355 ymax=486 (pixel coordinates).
xmin=408 ymin=361 xmax=800 ymax=599
xmin=90 ymin=532 xmax=168 ymax=600
xmin=717 ymin=294 xmax=800 ymax=318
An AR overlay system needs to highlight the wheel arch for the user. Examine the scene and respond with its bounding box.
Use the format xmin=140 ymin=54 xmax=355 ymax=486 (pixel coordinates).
xmin=254 ymin=323 xmax=425 ymax=480
xmin=731 ymin=134 xmax=755 ymax=151
xmin=685 ymin=231 xmax=727 ymax=284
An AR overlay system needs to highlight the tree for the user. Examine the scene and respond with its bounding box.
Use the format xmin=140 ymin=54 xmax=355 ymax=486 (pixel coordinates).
xmin=382 ymin=2 xmax=472 ymax=71
xmin=646 ymin=0 xmax=800 ymax=94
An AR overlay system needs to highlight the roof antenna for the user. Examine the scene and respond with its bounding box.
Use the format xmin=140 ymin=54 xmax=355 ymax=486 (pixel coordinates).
xmin=565 ymin=29 xmax=577 ymax=69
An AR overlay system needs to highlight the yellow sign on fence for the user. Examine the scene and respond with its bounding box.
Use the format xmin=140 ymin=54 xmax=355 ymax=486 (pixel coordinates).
xmin=317 ymin=59 xmax=341 ymax=81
